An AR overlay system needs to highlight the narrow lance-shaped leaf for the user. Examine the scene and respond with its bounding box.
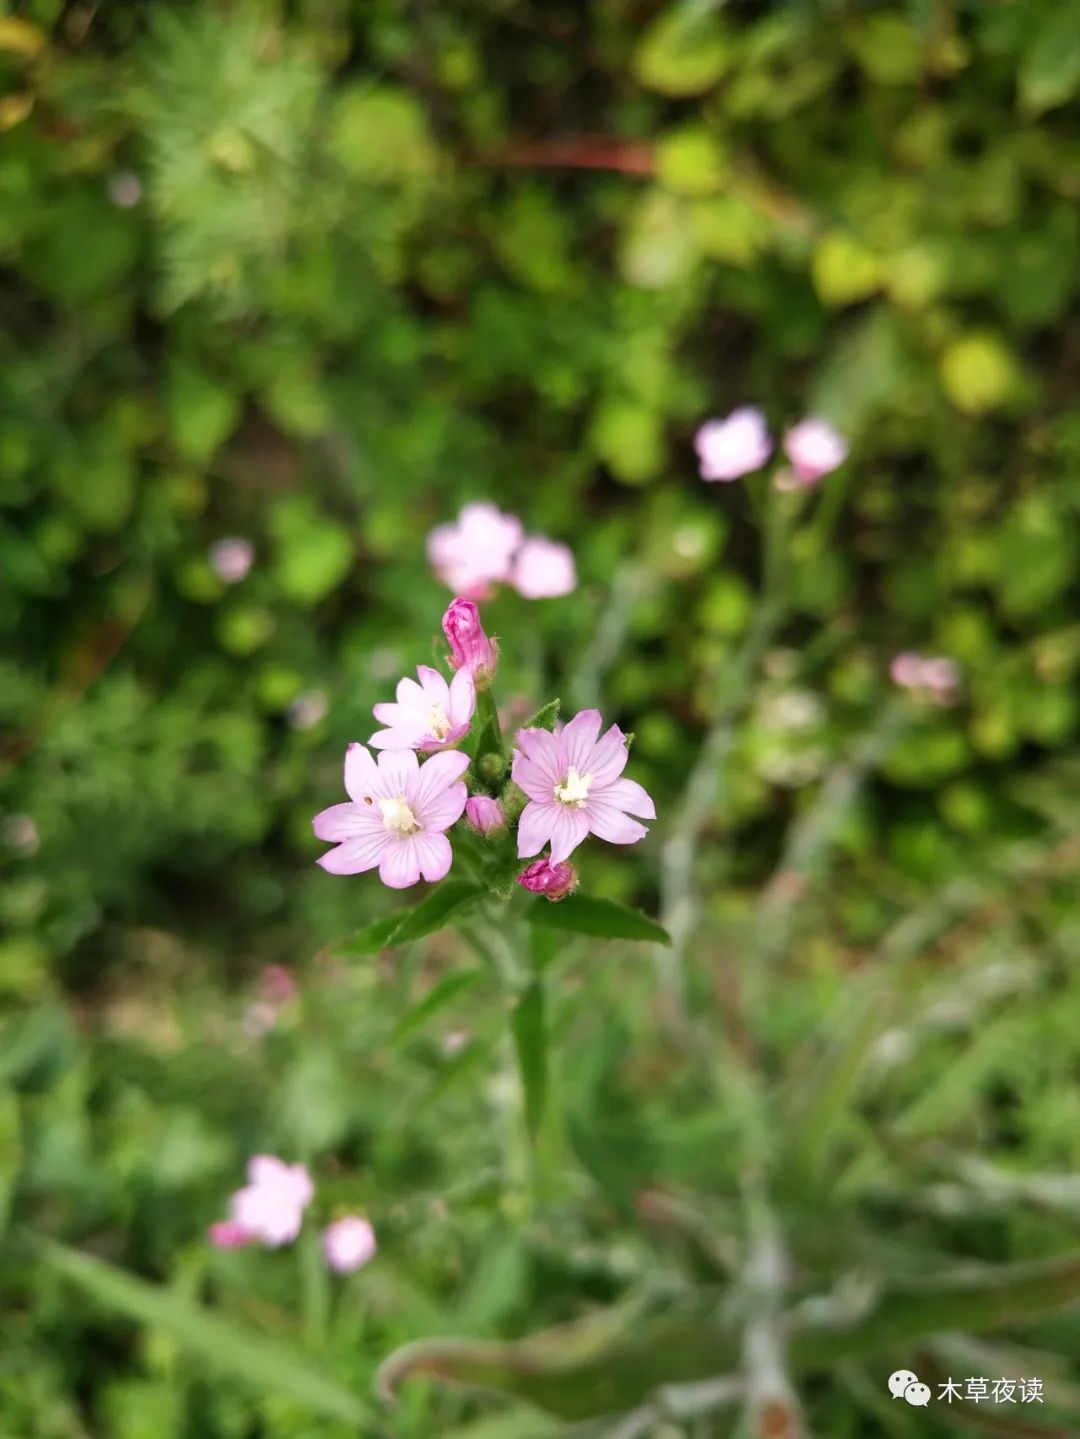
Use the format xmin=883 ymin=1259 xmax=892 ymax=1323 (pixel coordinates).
xmin=521 ymin=698 xmax=560 ymax=733
xmin=39 ymin=1242 xmax=368 ymax=1423
xmin=528 ymin=894 xmax=670 ymax=945
xmin=511 ymin=980 xmax=548 ymax=1140
xmin=377 ymin=1253 xmax=1080 ymax=1421
xmin=338 ymin=880 xmax=484 ymax=955
xmin=393 ymin=970 xmax=481 ymax=1046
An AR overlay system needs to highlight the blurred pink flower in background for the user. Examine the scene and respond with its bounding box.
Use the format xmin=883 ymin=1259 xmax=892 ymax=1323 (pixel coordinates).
xmin=323 ymin=1216 xmax=378 ymax=1274
xmin=208 ymin=1219 xmax=251 ymax=1250
xmin=511 ymin=537 xmax=576 ymax=598
xmin=890 ymin=653 xmax=960 ymax=705
xmin=783 ymin=418 xmax=848 ymax=485
xmin=443 ymin=598 xmax=498 ymax=685
xmin=313 ymin=745 xmax=469 ymax=887
xmin=209 ymin=537 xmax=255 ymax=585
xmin=512 ymin=710 xmax=655 ymax=862
xmin=465 ymin=795 xmax=505 ymax=834
xmin=517 ymin=857 xmax=578 ymax=900
xmin=107 ymin=171 xmax=143 ymax=208
xmin=695 ymin=407 xmax=772 ymax=482
xmin=427 ymin=503 xmax=523 ymax=598
xmin=370 ymin=665 xmax=475 ymax=752
xmin=220 ymin=1156 xmax=314 ymax=1248
xmin=287 ymin=690 xmax=328 ymax=731
xmin=2 ymin=814 xmax=39 ymax=855
xmin=428 ymin=503 xmax=576 ymax=600
xmin=259 ymin=964 xmax=297 ymax=1006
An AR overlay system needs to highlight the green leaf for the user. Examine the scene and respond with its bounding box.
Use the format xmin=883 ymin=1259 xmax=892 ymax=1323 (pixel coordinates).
xmin=165 ymin=360 xmax=240 ymax=461
xmin=0 ymin=1087 xmax=20 ymax=1233
xmin=1019 ymin=3 xmax=1080 ymax=115
xmin=38 ymin=1242 xmax=368 ymax=1423
xmin=377 ymin=1254 xmax=1080 ymax=1419
xmin=511 ymin=981 xmax=548 ymax=1140
xmin=634 ymin=9 xmax=732 ymax=97
xmin=392 ymin=970 xmax=481 ymax=1045
xmin=338 ymin=881 xmax=484 ymax=955
xmin=470 ymin=688 xmax=503 ymax=767
xmin=528 ymin=895 xmax=670 ymax=945
xmin=520 ymin=698 xmax=560 ymax=732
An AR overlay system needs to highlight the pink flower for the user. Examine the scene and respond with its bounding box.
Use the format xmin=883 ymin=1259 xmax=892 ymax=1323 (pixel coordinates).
xmin=443 ymin=598 xmax=498 ymax=686
xmin=783 ymin=418 xmax=847 ymax=485
xmin=427 ymin=503 xmax=523 ymax=598
xmin=259 ymin=964 xmax=297 ymax=1006
xmin=228 ymin=1156 xmax=314 ymax=1248
xmin=209 ymin=537 xmax=255 ymax=584
xmin=208 ymin=1220 xmax=251 ymax=1249
xmin=511 ymin=710 xmax=656 ymax=863
xmin=694 ymin=407 xmax=772 ymax=482
xmin=465 ymin=795 xmax=505 ymax=834
xmin=313 ymin=745 xmax=469 ymax=888
xmin=370 ymin=665 xmax=475 ymax=752
xmin=511 ymin=537 xmax=576 ymax=599
xmin=287 ymin=690 xmax=328 ymax=731
xmin=517 ymin=857 xmax=577 ymax=900
xmin=890 ymin=653 xmax=960 ymax=706
xmin=323 ymin=1216 xmax=378 ymax=1274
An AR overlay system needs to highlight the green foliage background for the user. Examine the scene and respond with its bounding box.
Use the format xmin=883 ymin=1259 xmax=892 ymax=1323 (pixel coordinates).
xmin=3 ymin=1 xmax=1080 ymax=1435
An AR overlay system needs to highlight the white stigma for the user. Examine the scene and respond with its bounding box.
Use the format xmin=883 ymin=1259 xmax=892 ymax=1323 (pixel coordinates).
xmin=379 ymin=794 xmax=420 ymax=835
xmin=427 ymin=703 xmax=451 ymax=742
xmin=554 ymin=767 xmax=592 ymax=809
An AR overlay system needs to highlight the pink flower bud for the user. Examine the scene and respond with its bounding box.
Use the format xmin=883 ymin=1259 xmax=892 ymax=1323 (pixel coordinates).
xmin=516 ymin=857 xmax=578 ymax=901
xmin=443 ymin=598 xmax=498 ymax=687
xmin=208 ymin=1220 xmax=252 ymax=1249
xmin=465 ymin=795 xmax=505 ymax=834
xmin=323 ymin=1216 xmax=377 ymax=1274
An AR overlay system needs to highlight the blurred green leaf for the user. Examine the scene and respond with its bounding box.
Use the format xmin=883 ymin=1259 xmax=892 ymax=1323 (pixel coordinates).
xmin=39 ymin=1243 xmax=368 ymax=1423
xmin=511 ymin=980 xmax=547 ymax=1140
xmin=527 ymin=895 xmax=670 ymax=945
xmin=635 ymin=8 xmax=732 ymax=96
xmin=1019 ymin=2 xmax=1080 ymax=114
xmin=393 ymin=969 xmax=481 ymax=1045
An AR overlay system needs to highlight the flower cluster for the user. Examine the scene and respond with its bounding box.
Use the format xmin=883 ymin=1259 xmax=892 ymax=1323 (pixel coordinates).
xmin=890 ymin=652 xmax=960 ymax=705
xmin=208 ymin=1155 xmax=376 ymax=1274
xmin=313 ymin=595 xmax=655 ymax=894
xmin=694 ymin=408 xmax=847 ymax=488
xmin=427 ymin=502 xmax=575 ymax=600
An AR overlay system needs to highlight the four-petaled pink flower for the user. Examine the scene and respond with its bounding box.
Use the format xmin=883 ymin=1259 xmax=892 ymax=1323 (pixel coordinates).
xmin=511 ymin=537 xmax=576 ymax=599
xmin=695 ymin=407 xmax=772 ymax=482
xmin=465 ymin=795 xmax=505 ymax=834
xmin=783 ymin=418 xmax=847 ymax=485
xmin=371 ymin=665 xmax=475 ymax=753
xmin=313 ymin=745 xmax=469 ymax=888
xmin=228 ymin=1156 xmax=314 ymax=1248
xmin=511 ymin=710 xmax=655 ymax=862
xmin=517 ymin=857 xmax=577 ymax=900
xmin=427 ymin=503 xmax=523 ymax=599
xmin=443 ymin=598 xmax=498 ymax=686
xmin=323 ymin=1216 xmax=378 ymax=1274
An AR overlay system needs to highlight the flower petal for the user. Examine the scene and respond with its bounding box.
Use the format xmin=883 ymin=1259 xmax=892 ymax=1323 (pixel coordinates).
xmin=379 ymin=839 xmax=423 ymax=889
xmin=559 ymin=710 xmax=603 ymax=773
xmin=376 ymin=749 xmax=420 ymax=795
xmin=411 ymin=831 xmax=453 ymax=883
xmin=312 ymin=802 xmax=380 ymax=842
xmin=416 ymin=665 xmax=450 ymax=703
xmin=514 ymin=727 xmax=561 ymax=786
xmin=586 ymin=724 xmax=630 ymax=785
xmin=586 ymin=802 xmax=649 ymax=846
xmin=317 ymin=831 xmax=389 ymax=874
xmin=517 ymin=800 xmax=558 ymax=858
xmin=410 ymin=749 xmax=470 ymax=806
xmin=511 ymin=748 xmax=557 ymax=803
xmin=420 ymin=782 xmax=468 ymax=832
xmin=447 ymin=667 xmax=477 ymax=725
xmin=344 ymin=743 xmax=380 ymax=803
xmin=395 ymin=676 xmax=426 ymax=705
xmin=549 ymin=806 xmax=590 ymax=862
xmin=598 ymin=777 xmax=656 ymax=819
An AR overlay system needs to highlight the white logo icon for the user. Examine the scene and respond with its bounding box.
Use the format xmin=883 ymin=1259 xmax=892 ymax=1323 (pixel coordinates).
xmin=889 ymin=1370 xmax=931 ymax=1406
